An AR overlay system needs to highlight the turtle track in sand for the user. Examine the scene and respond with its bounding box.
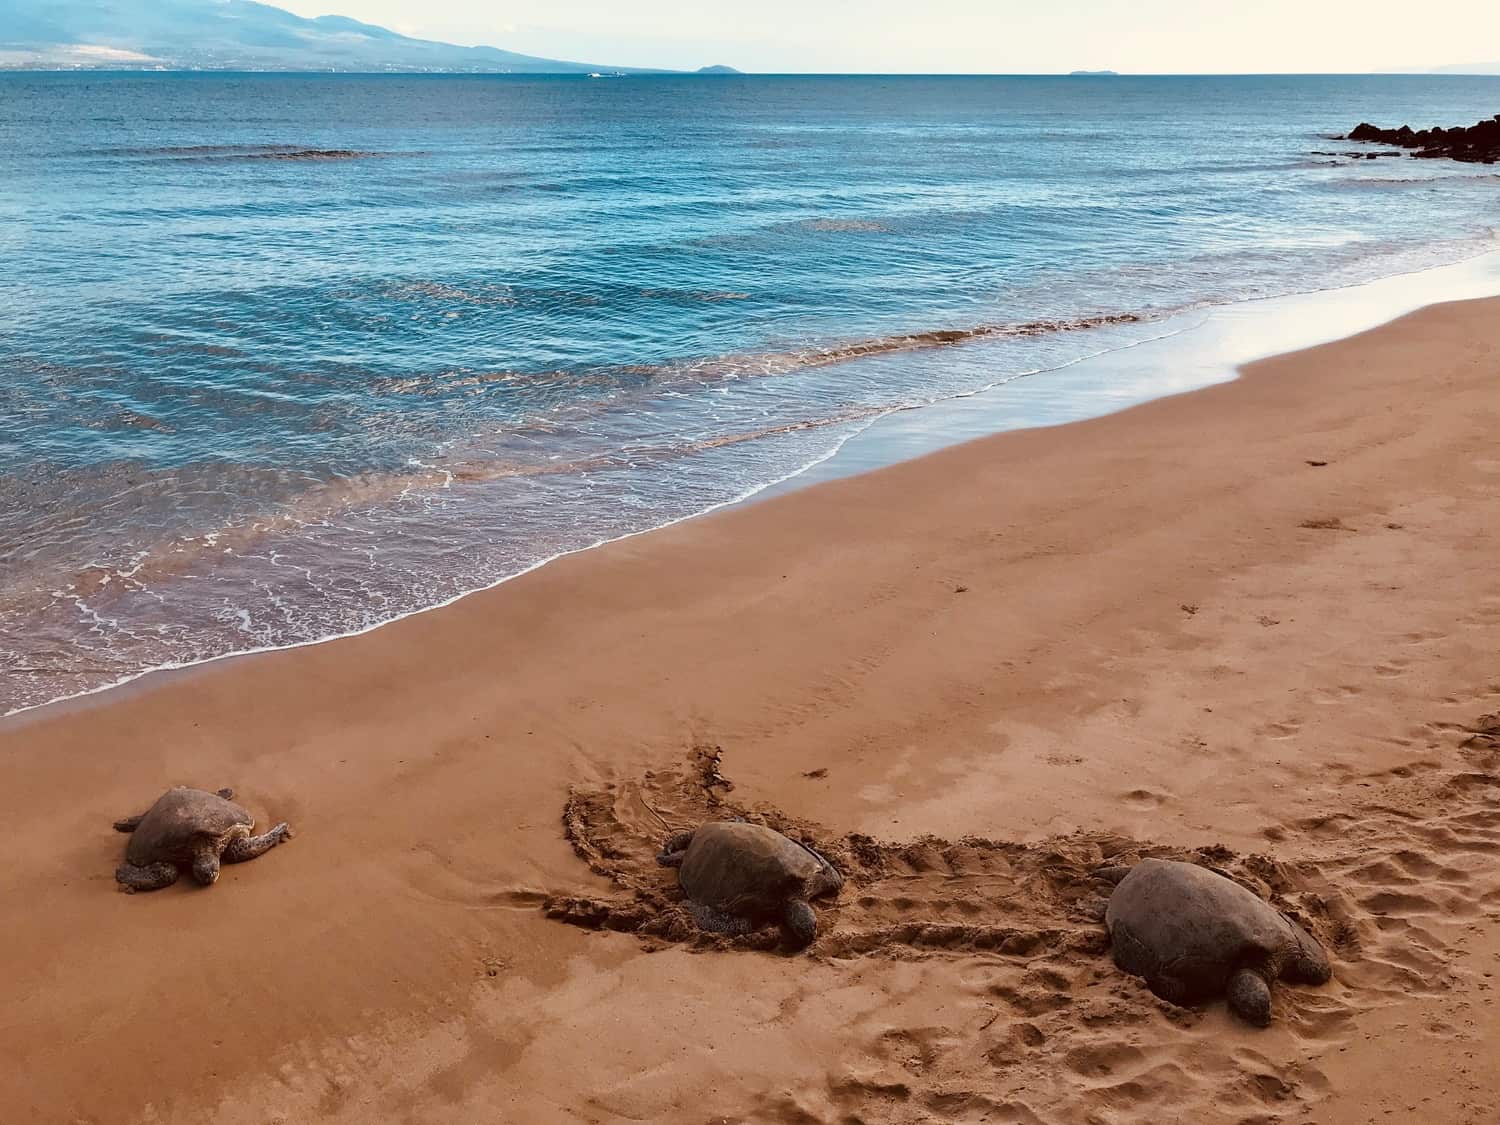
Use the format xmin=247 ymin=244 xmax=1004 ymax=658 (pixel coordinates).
xmin=542 ymin=707 xmax=1500 ymax=1124
xmin=546 ymin=744 xmax=1340 ymax=964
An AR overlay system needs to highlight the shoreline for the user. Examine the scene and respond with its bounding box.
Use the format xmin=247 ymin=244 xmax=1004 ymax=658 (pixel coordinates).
xmin=9 ymin=245 xmax=1500 ymax=725
xmin=3 ymin=297 xmax=1499 ymax=1121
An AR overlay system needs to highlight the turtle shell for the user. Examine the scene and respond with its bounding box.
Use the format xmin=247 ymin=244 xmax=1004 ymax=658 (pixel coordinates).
xmin=1105 ymin=858 xmax=1302 ymax=1003
xmin=125 ymin=787 xmax=254 ymax=866
xmin=677 ymin=821 xmax=826 ymax=920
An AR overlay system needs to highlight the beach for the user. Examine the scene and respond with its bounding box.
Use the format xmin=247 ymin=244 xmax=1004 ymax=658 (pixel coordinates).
xmin=3 ymin=296 xmax=1499 ymax=1122
xmin=11 ymin=72 xmax=1500 ymax=718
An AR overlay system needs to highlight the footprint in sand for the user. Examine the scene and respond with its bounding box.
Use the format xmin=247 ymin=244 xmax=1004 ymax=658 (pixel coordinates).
xmin=1312 ymin=682 xmax=1363 ymax=706
xmin=1063 ymin=1040 xmax=1148 ymax=1079
xmin=1400 ymin=629 xmax=1447 ymax=647
xmin=985 ymin=1021 xmax=1046 ymax=1066
xmin=1257 ymin=718 xmax=1303 ymax=741
xmin=871 ymin=1025 xmax=950 ymax=1076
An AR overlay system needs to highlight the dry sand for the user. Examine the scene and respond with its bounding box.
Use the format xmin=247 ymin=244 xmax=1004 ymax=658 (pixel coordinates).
xmin=2 ymin=298 xmax=1498 ymax=1124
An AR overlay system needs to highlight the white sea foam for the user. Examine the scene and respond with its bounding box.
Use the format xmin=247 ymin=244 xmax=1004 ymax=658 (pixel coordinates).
xmin=7 ymin=248 xmax=1500 ymax=723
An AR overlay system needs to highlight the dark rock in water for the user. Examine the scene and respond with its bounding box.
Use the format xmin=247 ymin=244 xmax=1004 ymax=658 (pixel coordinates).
xmin=1310 ymin=150 xmax=1401 ymax=161
xmin=249 ymin=150 xmax=376 ymax=162
xmin=1347 ymin=114 xmax=1500 ymax=164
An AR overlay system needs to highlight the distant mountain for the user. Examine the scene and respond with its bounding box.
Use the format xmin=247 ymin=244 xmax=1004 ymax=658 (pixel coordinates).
xmin=1424 ymin=62 xmax=1500 ymax=75
xmin=696 ymin=65 xmax=743 ymax=76
xmin=0 ymin=0 xmax=671 ymax=73
xmin=1069 ymin=70 xmax=1119 ymax=76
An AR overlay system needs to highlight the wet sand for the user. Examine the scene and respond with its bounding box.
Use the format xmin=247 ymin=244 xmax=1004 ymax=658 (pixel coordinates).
xmin=2 ymin=298 xmax=1498 ymax=1123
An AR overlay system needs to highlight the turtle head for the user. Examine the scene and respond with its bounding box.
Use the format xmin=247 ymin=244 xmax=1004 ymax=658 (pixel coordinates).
xmin=1227 ymin=967 xmax=1272 ymax=1027
xmin=191 ymin=848 xmax=221 ymax=886
xmin=782 ymin=900 xmax=817 ymax=950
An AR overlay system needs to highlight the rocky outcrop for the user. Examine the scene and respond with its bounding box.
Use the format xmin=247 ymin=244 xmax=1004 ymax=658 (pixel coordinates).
xmin=1346 ymin=115 xmax=1500 ymax=164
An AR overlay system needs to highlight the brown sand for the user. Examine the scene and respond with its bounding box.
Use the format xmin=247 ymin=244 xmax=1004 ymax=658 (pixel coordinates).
xmin=3 ymin=298 xmax=1499 ymax=1124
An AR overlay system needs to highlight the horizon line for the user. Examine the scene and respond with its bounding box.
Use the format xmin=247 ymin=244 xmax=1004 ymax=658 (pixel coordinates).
xmin=4 ymin=68 xmax=1499 ymax=78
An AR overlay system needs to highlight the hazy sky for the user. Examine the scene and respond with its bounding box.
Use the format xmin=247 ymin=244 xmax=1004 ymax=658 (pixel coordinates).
xmin=275 ymin=1 xmax=1500 ymax=73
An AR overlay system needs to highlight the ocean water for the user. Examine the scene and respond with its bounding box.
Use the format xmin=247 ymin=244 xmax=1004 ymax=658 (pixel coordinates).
xmin=3 ymin=72 xmax=1500 ymax=714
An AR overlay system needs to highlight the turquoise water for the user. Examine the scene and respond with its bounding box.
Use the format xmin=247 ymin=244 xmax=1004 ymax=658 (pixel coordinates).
xmin=3 ymin=73 xmax=1500 ymax=712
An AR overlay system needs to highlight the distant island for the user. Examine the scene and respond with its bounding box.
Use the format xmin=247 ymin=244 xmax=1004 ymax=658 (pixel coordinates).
xmin=696 ymin=65 xmax=744 ymax=76
xmin=0 ymin=0 xmax=713 ymax=74
xmin=1069 ymin=70 xmax=1120 ymax=76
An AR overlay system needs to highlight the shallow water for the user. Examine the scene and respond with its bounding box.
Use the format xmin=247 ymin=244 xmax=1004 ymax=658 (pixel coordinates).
xmin=4 ymin=73 xmax=1500 ymax=713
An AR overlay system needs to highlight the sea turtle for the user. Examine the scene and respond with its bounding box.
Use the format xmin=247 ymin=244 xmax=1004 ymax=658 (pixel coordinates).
xmin=1101 ymin=858 xmax=1331 ymax=1026
xmin=656 ymin=821 xmax=844 ymax=949
xmin=113 ymin=786 xmax=292 ymax=893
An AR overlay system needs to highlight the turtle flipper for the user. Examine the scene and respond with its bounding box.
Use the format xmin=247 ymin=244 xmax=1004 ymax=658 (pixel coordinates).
xmin=223 ymin=823 xmax=291 ymax=863
xmin=1145 ymin=969 xmax=1192 ymax=1006
xmin=685 ymin=900 xmax=752 ymax=936
xmin=116 ymin=861 xmax=180 ymax=893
